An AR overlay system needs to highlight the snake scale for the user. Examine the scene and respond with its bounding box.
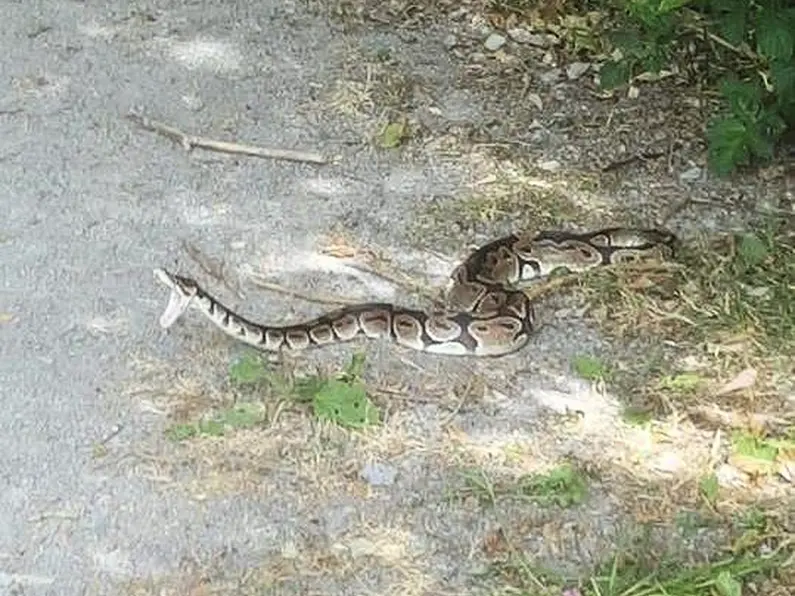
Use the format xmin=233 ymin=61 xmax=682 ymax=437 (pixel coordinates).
xmin=154 ymin=227 xmax=677 ymax=357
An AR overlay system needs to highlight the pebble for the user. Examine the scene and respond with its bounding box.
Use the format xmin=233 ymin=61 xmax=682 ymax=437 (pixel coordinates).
xmin=359 ymin=462 xmax=397 ymax=486
xmin=566 ymin=62 xmax=591 ymax=80
xmin=537 ymin=159 xmax=562 ymax=172
xmin=517 ymin=31 xmax=556 ymax=48
xmin=539 ymin=68 xmax=562 ymax=84
xmin=507 ymin=27 xmax=533 ymax=44
xmin=484 ymin=33 xmax=507 ymax=51
xmin=442 ymin=34 xmax=457 ymax=49
xmin=679 ymin=166 xmax=702 ymax=182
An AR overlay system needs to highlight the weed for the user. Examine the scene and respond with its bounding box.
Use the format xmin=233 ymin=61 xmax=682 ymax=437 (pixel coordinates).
xmin=165 ymin=402 xmax=266 ymax=441
xmin=456 ymin=463 xmax=589 ymax=509
xmin=573 ymin=354 xmax=612 ymax=382
xmin=595 ymin=0 xmax=795 ymax=175
xmin=489 ymin=541 xmax=791 ymax=596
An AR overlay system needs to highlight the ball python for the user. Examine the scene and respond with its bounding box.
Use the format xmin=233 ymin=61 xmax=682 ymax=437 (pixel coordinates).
xmin=153 ymin=227 xmax=676 ymax=358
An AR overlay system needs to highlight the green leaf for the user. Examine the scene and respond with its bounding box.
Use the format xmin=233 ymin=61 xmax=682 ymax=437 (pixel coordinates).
xmin=657 ymin=372 xmax=704 ymax=392
xmin=312 ymin=379 xmax=380 ymax=429
xmin=599 ymin=60 xmax=632 ymax=89
xmin=756 ymin=5 xmax=794 ymax=61
xmin=715 ymin=570 xmax=742 ymax=596
xmin=719 ymin=79 xmax=762 ymax=118
xmin=715 ymin=3 xmax=749 ymax=45
xmin=707 ymin=116 xmax=751 ymax=175
xmin=731 ymin=431 xmax=778 ymax=461
xmin=658 ymin=0 xmax=692 ymax=14
xmin=771 ymin=58 xmax=795 ymax=101
xmin=379 ymin=121 xmax=408 ymax=148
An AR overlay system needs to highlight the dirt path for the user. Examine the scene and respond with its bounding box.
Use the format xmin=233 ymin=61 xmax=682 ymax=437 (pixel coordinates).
xmin=1 ymin=1 xmax=792 ymax=595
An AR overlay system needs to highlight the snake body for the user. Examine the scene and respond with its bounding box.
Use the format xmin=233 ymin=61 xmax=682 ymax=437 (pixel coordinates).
xmin=154 ymin=227 xmax=676 ymax=357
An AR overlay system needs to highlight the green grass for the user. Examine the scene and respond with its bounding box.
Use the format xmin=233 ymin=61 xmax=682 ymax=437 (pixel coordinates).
xmin=166 ymin=350 xmax=381 ymax=441
xmin=165 ymin=402 xmax=266 ymax=441
xmin=455 ymin=462 xmax=589 ymax=509
xmin=572 ymin=355 xmax=612 ymax=382
xmin=487 ymin=530 xmax=791 ymax=596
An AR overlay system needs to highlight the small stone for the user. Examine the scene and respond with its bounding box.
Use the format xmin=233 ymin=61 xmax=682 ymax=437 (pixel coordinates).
xmin=566 ymin=62 xmax=591 ymax=80
xmin=526 ymin=92 xmax=543 ymax=111
xmin=484 ymin=33 xmax=507 ymax=52
xmin=539 ymin=68 xmax=562 ymax=84
xmin=679 ymin=166 xmax=702 ymax=182
xmin=524 ymin=33 xmax=555 ymax=48
xmin=442 ymin=34 xmax=457 ymax=49
xmin=360 ymin=462 xmax=397 ymax=486
xmin=507 ymin=27 xmax=533 ymax=44
xmin=537 ymin=159 xmax=561 ymax=172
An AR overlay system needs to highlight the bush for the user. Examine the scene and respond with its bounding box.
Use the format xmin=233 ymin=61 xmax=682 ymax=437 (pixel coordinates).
xmin=596 ymin=0 xmax=795 ymax=176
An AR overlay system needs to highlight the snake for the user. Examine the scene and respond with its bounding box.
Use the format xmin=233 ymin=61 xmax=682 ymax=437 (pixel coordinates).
xmin=153 ymin=227 xmax=677 ymax=358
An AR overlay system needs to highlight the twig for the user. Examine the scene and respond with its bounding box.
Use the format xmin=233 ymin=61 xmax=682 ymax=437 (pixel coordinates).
xmin=181 ymin=240 xmax=244 ymax=299
xmin=343 ymin=260 xmax=445 ymax=306
xmin=601 ymin=149 xmax=667 ymax=172
xmin=126 ymin=111 xmax=327 ymax=165
xmin=246 ymin=274 xmax=362 ymax=307
xmin=683 ymin=20 xmax=758 ymax=62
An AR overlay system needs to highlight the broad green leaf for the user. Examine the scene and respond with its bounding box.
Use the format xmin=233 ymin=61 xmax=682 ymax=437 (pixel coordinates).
xmin=771 ymin=58 xmax=795 ymax=101
xmin=379 ymin=121 xmax=408 ymax=149
xmin=312 ymin=379 xmax=380 ymax=429
xmin=738 ymin=233 xmax=770 ymax=267
xmin=716 ymin=4 xmax=748 ymax=45
xmin=599 ymin=60 xmax=632 ymax=89
xmin=756 ymin=6 xmax=794 ymax=61
xmin=707 ymin=116 xmax=750 ymax=175
xmin=719 ymin=79 xmax=762 ymax=118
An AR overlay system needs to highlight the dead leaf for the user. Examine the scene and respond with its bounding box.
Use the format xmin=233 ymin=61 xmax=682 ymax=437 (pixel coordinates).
xmin=715 ymin=367 xmax=757 ymax=397
xmin=0 ymin=312 xmax=15 ymax=324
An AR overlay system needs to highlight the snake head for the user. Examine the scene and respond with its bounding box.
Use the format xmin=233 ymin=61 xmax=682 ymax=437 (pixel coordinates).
xmin=153 ymin=268 xmax=199 ymax=329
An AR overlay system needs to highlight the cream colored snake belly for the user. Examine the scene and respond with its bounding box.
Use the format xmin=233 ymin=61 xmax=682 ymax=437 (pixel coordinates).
xmin=153 ymin=227 xmax=676 ymax=357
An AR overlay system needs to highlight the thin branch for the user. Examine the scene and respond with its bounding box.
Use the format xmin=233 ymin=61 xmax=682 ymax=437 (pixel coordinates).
xmin=246 ymin=274 xmax=362 ymax=307
xmin=126 ymin=111 xmax=327 ymax=165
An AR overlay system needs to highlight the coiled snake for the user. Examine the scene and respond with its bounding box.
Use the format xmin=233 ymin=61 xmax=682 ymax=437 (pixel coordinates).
xmin=154 ymin=227 xmax=676 ymax=357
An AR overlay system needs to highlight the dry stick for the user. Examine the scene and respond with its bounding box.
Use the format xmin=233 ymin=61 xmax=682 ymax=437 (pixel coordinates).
xmin=181 ymin=240 xmax=244 ymax=300
xmin=126 ymin=111 xmax=327 ymax=165
xmin=247 ymin=274 xmax=362 ymax=307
